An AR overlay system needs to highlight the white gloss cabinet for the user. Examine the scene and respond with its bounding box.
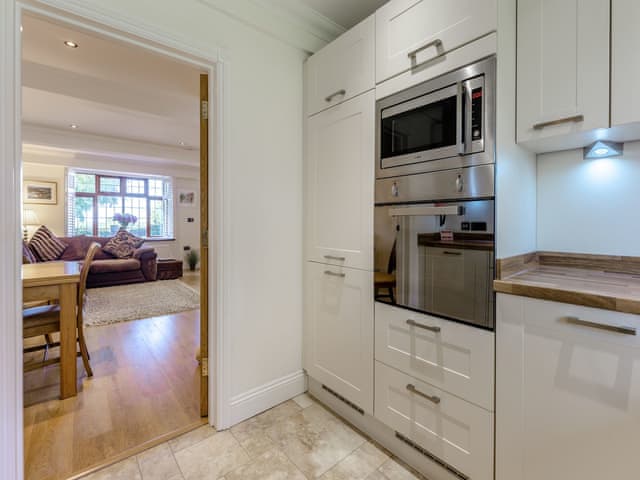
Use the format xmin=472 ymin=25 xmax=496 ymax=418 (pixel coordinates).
xmin=516 ymin=0 xmax=609 ymax=146
xmin=375 ymin=0 xmax=496 ymax=84
xmin=305 ymin=90 xmax=374 ymax=271
xmin=304 ymin=262 xmax=374 ymax=414
xmin=612 ymin=0 xmax=640 ymax=126
xmin=305 ymin=15 xmax=374 ymax=116
xmin=496 ymin=294 xmax=640 ymax=480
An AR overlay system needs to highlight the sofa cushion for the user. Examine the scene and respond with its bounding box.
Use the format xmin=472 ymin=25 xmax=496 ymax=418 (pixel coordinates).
xmin=29 ymin=226 xmax=67 ymax=261
xmin=102 ymin=230 xmax=144 ymax=259
xmin=89 ymin=258 xmax=141 ymax=274
xmin=22 ymin=241 xmax=38 ymax=264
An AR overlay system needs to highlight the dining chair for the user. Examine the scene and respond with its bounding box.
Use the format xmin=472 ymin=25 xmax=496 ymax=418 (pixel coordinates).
xmin=23 ymin=242 xmax=100 ymax=376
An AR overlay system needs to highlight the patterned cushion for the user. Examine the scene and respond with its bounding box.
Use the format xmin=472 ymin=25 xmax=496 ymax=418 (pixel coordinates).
xmin=102 ymin=229 xmax=145 ymax=259
xmin=28 ymin=226 xmax=67 ymax=261
xmin=22 ymin=240 xmax=38 ymax=264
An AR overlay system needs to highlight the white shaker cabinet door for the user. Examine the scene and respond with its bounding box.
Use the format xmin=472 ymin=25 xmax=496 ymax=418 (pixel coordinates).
xmin=612 ymin=0 xmax=640 ymax=126
xmin=496 ymin=294 xmax=640 ymax=480
xmin=304 ymin=262 xmax=374 ymax=414
xmin=516 ymin=0 xmax=609 ymax=147
xmin=375 ymin=0 xmax=496 ymax=83
xmin=305 ymin=91 xmax=374 ymax=271
xmin=305 ymin=15 xmax=374 ymax=116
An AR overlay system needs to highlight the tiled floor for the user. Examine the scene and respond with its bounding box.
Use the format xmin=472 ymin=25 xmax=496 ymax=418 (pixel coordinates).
xmin=82 ymin=394 xmax=426 ymax=480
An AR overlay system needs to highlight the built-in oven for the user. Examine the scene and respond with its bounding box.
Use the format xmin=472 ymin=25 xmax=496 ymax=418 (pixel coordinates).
xmin=376 ymin=56 xmax=495 ymax=179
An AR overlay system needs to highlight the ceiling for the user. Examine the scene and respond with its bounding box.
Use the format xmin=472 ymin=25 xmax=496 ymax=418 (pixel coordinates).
xmin=21 ymin=14 xmax=202 ymax=156
xmin=297 ymin=0 xmax=388 ymax=30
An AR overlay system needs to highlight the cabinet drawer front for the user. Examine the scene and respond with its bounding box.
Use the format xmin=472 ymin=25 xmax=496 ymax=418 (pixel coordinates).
xmin=305 ymin=92 xmax=374 ymax=271
xmin=375 ymin=361 xmax=494 ymax=480
xmin=375 ymin=0 xmax=497 ymax=83
xmin=304 ymin=262 xmax=374 ymax=414
xmin=375 ymin=302 xmax=494 ymax=410
xmin=306 ymin=15 xmax=374 ymax=116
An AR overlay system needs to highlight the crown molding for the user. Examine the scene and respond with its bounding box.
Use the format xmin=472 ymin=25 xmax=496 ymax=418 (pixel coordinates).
xmin=197 ymin=0 xmax=345 ymax=53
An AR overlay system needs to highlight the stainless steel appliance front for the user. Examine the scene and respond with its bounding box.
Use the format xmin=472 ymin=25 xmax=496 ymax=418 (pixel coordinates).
xmin=376 ymin=56 xmax=495 ymax=179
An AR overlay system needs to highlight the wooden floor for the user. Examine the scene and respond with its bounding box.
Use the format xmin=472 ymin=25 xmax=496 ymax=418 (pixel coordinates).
xmin=23 ymin=278 xmax=202 ymax=480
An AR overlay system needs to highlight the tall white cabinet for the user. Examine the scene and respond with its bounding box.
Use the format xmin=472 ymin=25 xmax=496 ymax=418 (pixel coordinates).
xmin=516 ymin=0 xmax=609 ymax=147
xmin=496 ymin=294 xmax=640 ymax=480
xmin=303 ymin=16 xmax=375 ymax=415
xmin=612 ymin=0 xmax=640 ymax=126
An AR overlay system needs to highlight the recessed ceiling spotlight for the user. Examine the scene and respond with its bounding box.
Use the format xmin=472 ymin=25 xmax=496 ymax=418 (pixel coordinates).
xmin=63 ymin=40 xmax=79 ymax=49
xmin=178 ymin=141 xmax=186 ymax=146
xmin=69 ymin=124 xmax=79 ymax=129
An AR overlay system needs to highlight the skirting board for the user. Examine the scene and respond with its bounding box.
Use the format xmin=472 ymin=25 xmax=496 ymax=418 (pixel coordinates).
xmin=308 ymin=377 xmax=462 ymax=480
xmin=229 ymin=370 xmax=306 ymax=426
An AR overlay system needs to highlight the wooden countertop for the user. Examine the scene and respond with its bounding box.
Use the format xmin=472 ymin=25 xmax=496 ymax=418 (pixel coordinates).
xmin=494 ymin=252 xmax=640 ymax=315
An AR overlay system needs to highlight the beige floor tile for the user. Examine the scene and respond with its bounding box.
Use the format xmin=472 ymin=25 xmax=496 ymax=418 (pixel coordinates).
xmin=224 ymin=448 xmax=307 ymax=480
xmin=321 ymin=442 xmax=390 ymax=480
xmin=377 ymin=458 xmax=423 ymax=480
xmin=168 ymin=424 xmax=217 ymax=454
xmin=230 ymin=400 xmax=302 ymax=443
xmin=266 ymin=404 xmax=366 ymax=478
xmin=236 ymin=430 xmax=277 ymax=458
xmin=82 ymin=457 xmax=141 ymax=480
xmin=137 ymin=443 xmax=183 ymax=480
xmin=292 ymin=393 xmax=316 ymax=409
xmin=174 ymin=431 xmax=250 ymax=480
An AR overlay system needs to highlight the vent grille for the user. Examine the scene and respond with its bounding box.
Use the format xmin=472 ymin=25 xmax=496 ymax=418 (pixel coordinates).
xmin=321 ymin=385 xmax=364 ymax=415
xmin=395 ymin=432 xmax=469 ymax=480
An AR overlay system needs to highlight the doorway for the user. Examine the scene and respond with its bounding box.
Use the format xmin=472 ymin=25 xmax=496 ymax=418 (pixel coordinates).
xmin=16 ymin=8 xmax=218 ymax=480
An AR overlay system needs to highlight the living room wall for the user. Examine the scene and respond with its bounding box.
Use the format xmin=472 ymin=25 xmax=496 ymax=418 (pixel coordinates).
xmin=22 ymin=154 xmax=200 ymax=262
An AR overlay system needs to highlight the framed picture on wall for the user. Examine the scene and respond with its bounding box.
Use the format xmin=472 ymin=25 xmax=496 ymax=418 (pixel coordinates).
xmin=23 ymin=180 xmax=57 ymax=205
xmin=178 ymin=190 xmax=196 ymax=207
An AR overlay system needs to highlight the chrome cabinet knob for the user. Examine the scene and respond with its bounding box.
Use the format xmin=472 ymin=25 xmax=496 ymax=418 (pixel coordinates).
xmin=455 ymin=175 xmax=464 ymax=193
xmin=391 ymin=182 xmax=399 ymax=197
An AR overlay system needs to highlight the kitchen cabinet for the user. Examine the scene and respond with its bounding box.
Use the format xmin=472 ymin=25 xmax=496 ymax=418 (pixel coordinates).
xmin=305 ymin=15 xmax=374 ymax=116
xmin=375 ymin=302 xmax=494 ymax=410
xmin=496 ymin=294 xmax=640 ymax=480
xmin=305 ymin=90 xmax=374 ymax=271
xmin=303 ymin=262 xmax=373 ymax=414
xmin=612 ymin=0 xmax=640 ymax=126
xmin=516 ymin=0 xmax=609 ymax=147
xmin=375 ymin=0 xmax=496 ymax=84
xmin=375 ymin=361 xmax=494 ymax=480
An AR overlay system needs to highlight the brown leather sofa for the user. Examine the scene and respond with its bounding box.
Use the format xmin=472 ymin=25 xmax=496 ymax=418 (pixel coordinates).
xmin=58 ymin=235 xmax=158 ymax=288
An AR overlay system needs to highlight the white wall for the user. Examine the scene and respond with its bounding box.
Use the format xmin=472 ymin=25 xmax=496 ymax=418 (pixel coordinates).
xmin=537 ymin=141 xmax=640 ymax=256
xmin=22 ymin=162 xmax=65 ymax=236
xmin=51 ymin=0 xmax=307 ymax=424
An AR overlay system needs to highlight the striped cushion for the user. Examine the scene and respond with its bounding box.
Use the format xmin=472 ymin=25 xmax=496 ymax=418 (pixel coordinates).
xmin=22 ymin=241 xmax=38 ymax=264
xmin=28 ymin=226 xmax=67 ymax=261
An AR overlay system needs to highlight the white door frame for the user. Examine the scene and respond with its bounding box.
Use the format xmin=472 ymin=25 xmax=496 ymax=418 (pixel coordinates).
xmin=0 ymin=2 xmax=231 ymax=479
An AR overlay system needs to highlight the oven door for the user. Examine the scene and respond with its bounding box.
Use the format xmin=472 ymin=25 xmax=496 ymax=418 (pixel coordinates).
xmin=374 ymin=200 xmax=495 ymax=329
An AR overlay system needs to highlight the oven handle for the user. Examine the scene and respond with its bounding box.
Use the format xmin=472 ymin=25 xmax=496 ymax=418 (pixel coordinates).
xmin=456 ymin=82 xmax=464 ymax=155
xmin=388 ymin=205 xmax=464 ymax=217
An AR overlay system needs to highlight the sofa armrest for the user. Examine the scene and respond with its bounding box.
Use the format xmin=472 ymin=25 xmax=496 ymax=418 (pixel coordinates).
xmin=133 ymin=247 xmax=156 ymax=260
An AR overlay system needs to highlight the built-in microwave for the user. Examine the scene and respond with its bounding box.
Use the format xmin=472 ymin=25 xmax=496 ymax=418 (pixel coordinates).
xmin=376 ymin=56 xmax=496 ymax=179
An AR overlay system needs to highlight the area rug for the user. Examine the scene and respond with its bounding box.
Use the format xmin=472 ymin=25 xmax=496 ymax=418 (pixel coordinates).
xmin=84 ymin=280 xmax=200 ymax=326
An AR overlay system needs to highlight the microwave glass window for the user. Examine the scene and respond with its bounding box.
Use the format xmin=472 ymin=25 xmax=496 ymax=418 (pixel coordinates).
xmin=381 ymin=95 xmax=457 ymax=159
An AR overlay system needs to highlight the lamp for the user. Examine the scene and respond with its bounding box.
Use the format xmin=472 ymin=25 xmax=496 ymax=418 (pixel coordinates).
xmin=583 ymin=141 xmax=623 ymax=160
xmin=23 ymin=209 xmax=40 ymax=241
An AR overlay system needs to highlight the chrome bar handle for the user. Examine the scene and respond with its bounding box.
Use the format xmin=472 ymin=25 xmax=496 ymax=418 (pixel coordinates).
xmin=443 ymin=251 xmax=462 ymax=256
xmin=562 ymin=316 xmax=636 ymax=336
xmin=456 ymin=82 xmax=464 ymax=155
xmin=324 ymin=270 xmax=346 ymax=278
xmin=533 ymin=114 xmax=584 ymax=130
xmin=406 ymin=319 xmax=441 ymax=333
xmin=324 ymin=255 xmax=346 ymax=261
xmin=324 ymin=89 xmax=346 ymax=103
xmin=463 ymin=82 xmax=473 ymax=154
xmin=406 ymin=384 xmax=441 ymax=404
xmin=407 ymin=38 xmax=442 ymax=63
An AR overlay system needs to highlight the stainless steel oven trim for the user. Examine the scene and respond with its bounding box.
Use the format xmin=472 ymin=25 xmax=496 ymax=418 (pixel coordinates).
xmin=376 ymin=56 xmax=496 ymax=179
xmin=381 ymin=83 xmax=458 ymax=119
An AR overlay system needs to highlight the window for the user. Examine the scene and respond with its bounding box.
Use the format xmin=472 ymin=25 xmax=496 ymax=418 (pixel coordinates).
xmin=66 ymin=171 xmax=174 ymax=239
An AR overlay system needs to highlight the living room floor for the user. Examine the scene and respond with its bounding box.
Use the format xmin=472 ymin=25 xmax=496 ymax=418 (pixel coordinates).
xmin=23 ymin=284 xmax=202 ymax=480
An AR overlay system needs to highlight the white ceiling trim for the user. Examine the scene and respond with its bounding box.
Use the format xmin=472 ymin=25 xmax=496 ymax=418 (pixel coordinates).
xmin=197 ymin=0 xmax=345 ymax=53
xmin=22 ymin=124 xmax=199 ymax=167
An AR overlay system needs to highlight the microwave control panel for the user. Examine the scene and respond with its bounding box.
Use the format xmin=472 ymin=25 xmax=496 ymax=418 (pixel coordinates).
xmin=471 ymin=87 xmax=483 ymax=141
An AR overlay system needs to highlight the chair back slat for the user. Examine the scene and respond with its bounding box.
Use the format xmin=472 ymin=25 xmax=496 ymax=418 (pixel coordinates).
xmin=77 ymin=242 xmax=100 ymax=318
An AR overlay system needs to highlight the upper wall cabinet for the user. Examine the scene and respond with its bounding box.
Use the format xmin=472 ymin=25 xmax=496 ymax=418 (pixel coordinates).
xmin=305 ymin=15 xmax=374 ymax=116
xmin=612 ymin=0 xmax=640 ymax=126
xmin=375 ymin=0 xmax=496 ymax=84
xmin=516 ymin=0 xmax=609 ymax=150
xmin=305 ymin=91 xmax=374 ymax=271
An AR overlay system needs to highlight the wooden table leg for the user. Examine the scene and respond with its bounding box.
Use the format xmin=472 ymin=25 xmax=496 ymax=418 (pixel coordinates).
xmin=59 ymin=282 xmax=78 ymax=399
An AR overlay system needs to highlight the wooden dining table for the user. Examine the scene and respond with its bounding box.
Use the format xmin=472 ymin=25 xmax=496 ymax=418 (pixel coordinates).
xmin=22 ymin=261 xmax=81 ymax=399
